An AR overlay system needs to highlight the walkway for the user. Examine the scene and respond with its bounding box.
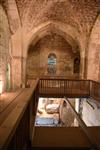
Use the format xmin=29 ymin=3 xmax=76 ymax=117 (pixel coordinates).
xmin=0 ymin=89 xmax=23 ymax=125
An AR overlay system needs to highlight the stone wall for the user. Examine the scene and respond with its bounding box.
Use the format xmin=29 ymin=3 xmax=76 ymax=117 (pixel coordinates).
xmin=1 ymin=0 xmax=99 ymax=89
xmin=11 ymin=29 xmax=23 ymax=89
xmin=87 ymin=15 xmax=100 ymax=81
xmin=0 ymin=5 xmax=11 ymax=92
xmin=15 ymin=0 xmax=99 ymax=35
xmin=82 ymin=99 xmax=100 ymax=126
xmin=15 ymin=0 xmax=99 ymax=80
xmin=59 ymin=100 xmax=75 ymax=127
xmin=27 ymin=33 xmax=78 ymax=77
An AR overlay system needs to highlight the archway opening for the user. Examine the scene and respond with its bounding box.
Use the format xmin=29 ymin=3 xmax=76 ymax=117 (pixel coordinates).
xmin=26 ymin=31 xmax=80 ymax=82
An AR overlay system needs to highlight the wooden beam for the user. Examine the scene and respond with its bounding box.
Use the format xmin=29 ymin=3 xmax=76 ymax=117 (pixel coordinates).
xmin=65 ymin=98 xmax=100 ymax=150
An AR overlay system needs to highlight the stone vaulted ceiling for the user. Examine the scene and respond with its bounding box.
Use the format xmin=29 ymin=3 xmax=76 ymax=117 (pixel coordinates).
xmin=1 ymin=0 xmax=100 ymax=50
xmin=15 ymin=0 xmax=100 ymax=34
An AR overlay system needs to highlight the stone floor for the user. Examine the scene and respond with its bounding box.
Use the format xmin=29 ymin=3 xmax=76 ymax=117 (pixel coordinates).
xmin=35 ymin=98 xmax=77 ymax=127
xmin=35 ymin=104 xmax=63 ymax=127
xmin=35 ymin=117 xmax=59 ymax=126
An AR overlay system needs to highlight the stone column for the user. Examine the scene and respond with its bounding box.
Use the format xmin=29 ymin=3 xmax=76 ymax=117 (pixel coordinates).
xmin=11 ymin=29 xmax=23 ymax=89
xmin=22 ymin=57 xmax=27 ymax=87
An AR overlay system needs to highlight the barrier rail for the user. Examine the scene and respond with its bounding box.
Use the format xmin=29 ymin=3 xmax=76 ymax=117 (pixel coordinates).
xmin=0 ymin=79 xmax=39 ymax=150
xmin=90 ymin=81 xmax=100 ymax=102
xmin=39 ymin=78 xmax=100 ymax=101
xmin=39 ymin=78 xmax=90 ymax=98
xmin=0 ymin=78 xmax=100 ymax=149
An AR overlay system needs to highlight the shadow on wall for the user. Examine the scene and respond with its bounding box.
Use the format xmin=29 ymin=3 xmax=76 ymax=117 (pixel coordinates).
xmin=6 ymin=64 xmax=11 ymax=91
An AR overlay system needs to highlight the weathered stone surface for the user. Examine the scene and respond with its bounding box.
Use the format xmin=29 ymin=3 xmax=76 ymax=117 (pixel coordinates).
xmin=27 ymin=33 xmax=79 ymax=77
xmin=36 ymin=98 xmax=61 ymax=126
xmin=15 ymin=0 xmax=99 ymax=35
xmin=59 ymin=100 xmax=75 ymax=126
xmin=87 ymin=15 xmax=100 ymax=81
xmin=0 ymin=0 xmax=100 ymax=89
xmin=1 ymin=0 xmax=21 ymax=34
xmin=46 ymin=104 xmax=59 ymax=114
xmin=0 ymin=5 xmax=11 ymax=92
xmin=82 ymin=99 xmax=100 ymax=126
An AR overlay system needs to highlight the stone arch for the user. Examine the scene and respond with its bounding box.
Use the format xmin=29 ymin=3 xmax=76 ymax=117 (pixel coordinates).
xmin=26 ymin=31 xmax=80 ymax=78
xmin=87 ymin=14 xmax=100 ymax=81
xmin=1 ymin=0 xmax=21 ymax=34
xmin=25 ymin=21 xmax=83 ymax=81
xmin=48 ymin=53 xmax=57 ymax=59
xmin=26 ymin=21 xmax=82 ymax=75
xmin=0 ymin=4 xmax=11 ymax=92
xmin=26 ymin=21 xmax=80 ymax=57
xmin=0 ymin=1 xmax=22 ymax=89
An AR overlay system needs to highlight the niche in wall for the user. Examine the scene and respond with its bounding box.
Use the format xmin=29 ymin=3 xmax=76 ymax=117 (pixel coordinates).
xmin=74 ymin=57 xmax=80 ymax=73
xmin=6 ymin=64 xmax=11 ymax=91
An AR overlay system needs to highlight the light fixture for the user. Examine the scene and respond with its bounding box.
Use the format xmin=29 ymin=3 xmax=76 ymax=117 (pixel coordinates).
xmin=0 ymin=80 xmax=3 ymax=94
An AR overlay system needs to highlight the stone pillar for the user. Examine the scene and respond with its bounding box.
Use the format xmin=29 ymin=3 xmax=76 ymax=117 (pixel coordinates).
xmin=80 ymin=55 xmax=85 ymax=79
xmin=87 ymin=15 xmax=100 ymax=81
xmin=12 ymin=57 xmax=22 ymax=89
xmin=22 ymin=57 xmax=27 ymax=87
xmin=11 ymin=29 xmax=23 ymax=89
xmin=0 ymin=5 xmax=10 ymax=92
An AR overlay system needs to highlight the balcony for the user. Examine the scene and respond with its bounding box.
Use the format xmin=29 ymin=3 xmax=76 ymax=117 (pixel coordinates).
xmin=0 ymin=78 xmax=100 ymax=150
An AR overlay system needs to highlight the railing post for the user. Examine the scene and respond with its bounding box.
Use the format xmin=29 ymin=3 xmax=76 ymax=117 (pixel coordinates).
xmin=39 ymin=78 xmax=100 ymax=101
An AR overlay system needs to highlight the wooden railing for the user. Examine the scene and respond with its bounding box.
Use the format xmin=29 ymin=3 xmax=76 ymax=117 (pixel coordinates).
xmin=39 ymin=78 xmax=90 ymax=98
xmin=25 ymin=76 xmax=100 ymax=100
xmin=39 ymin=78 xmax=100 ymax=101
xmin=0 ymin=78 xmax=100 ymax=150
xmin=0 ymin=79 xmax=39 ymax=150
xmin=90 ymin=81 xmax=100 ymax=102
xmin=26 ymin=74 xmax=79 ymax=80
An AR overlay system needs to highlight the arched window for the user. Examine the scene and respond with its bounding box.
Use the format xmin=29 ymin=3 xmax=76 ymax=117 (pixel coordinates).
xmin=74 ymin=57 xmax=80 ymax=73
xmin=47 ymin=53 xmax=57 ymax=74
